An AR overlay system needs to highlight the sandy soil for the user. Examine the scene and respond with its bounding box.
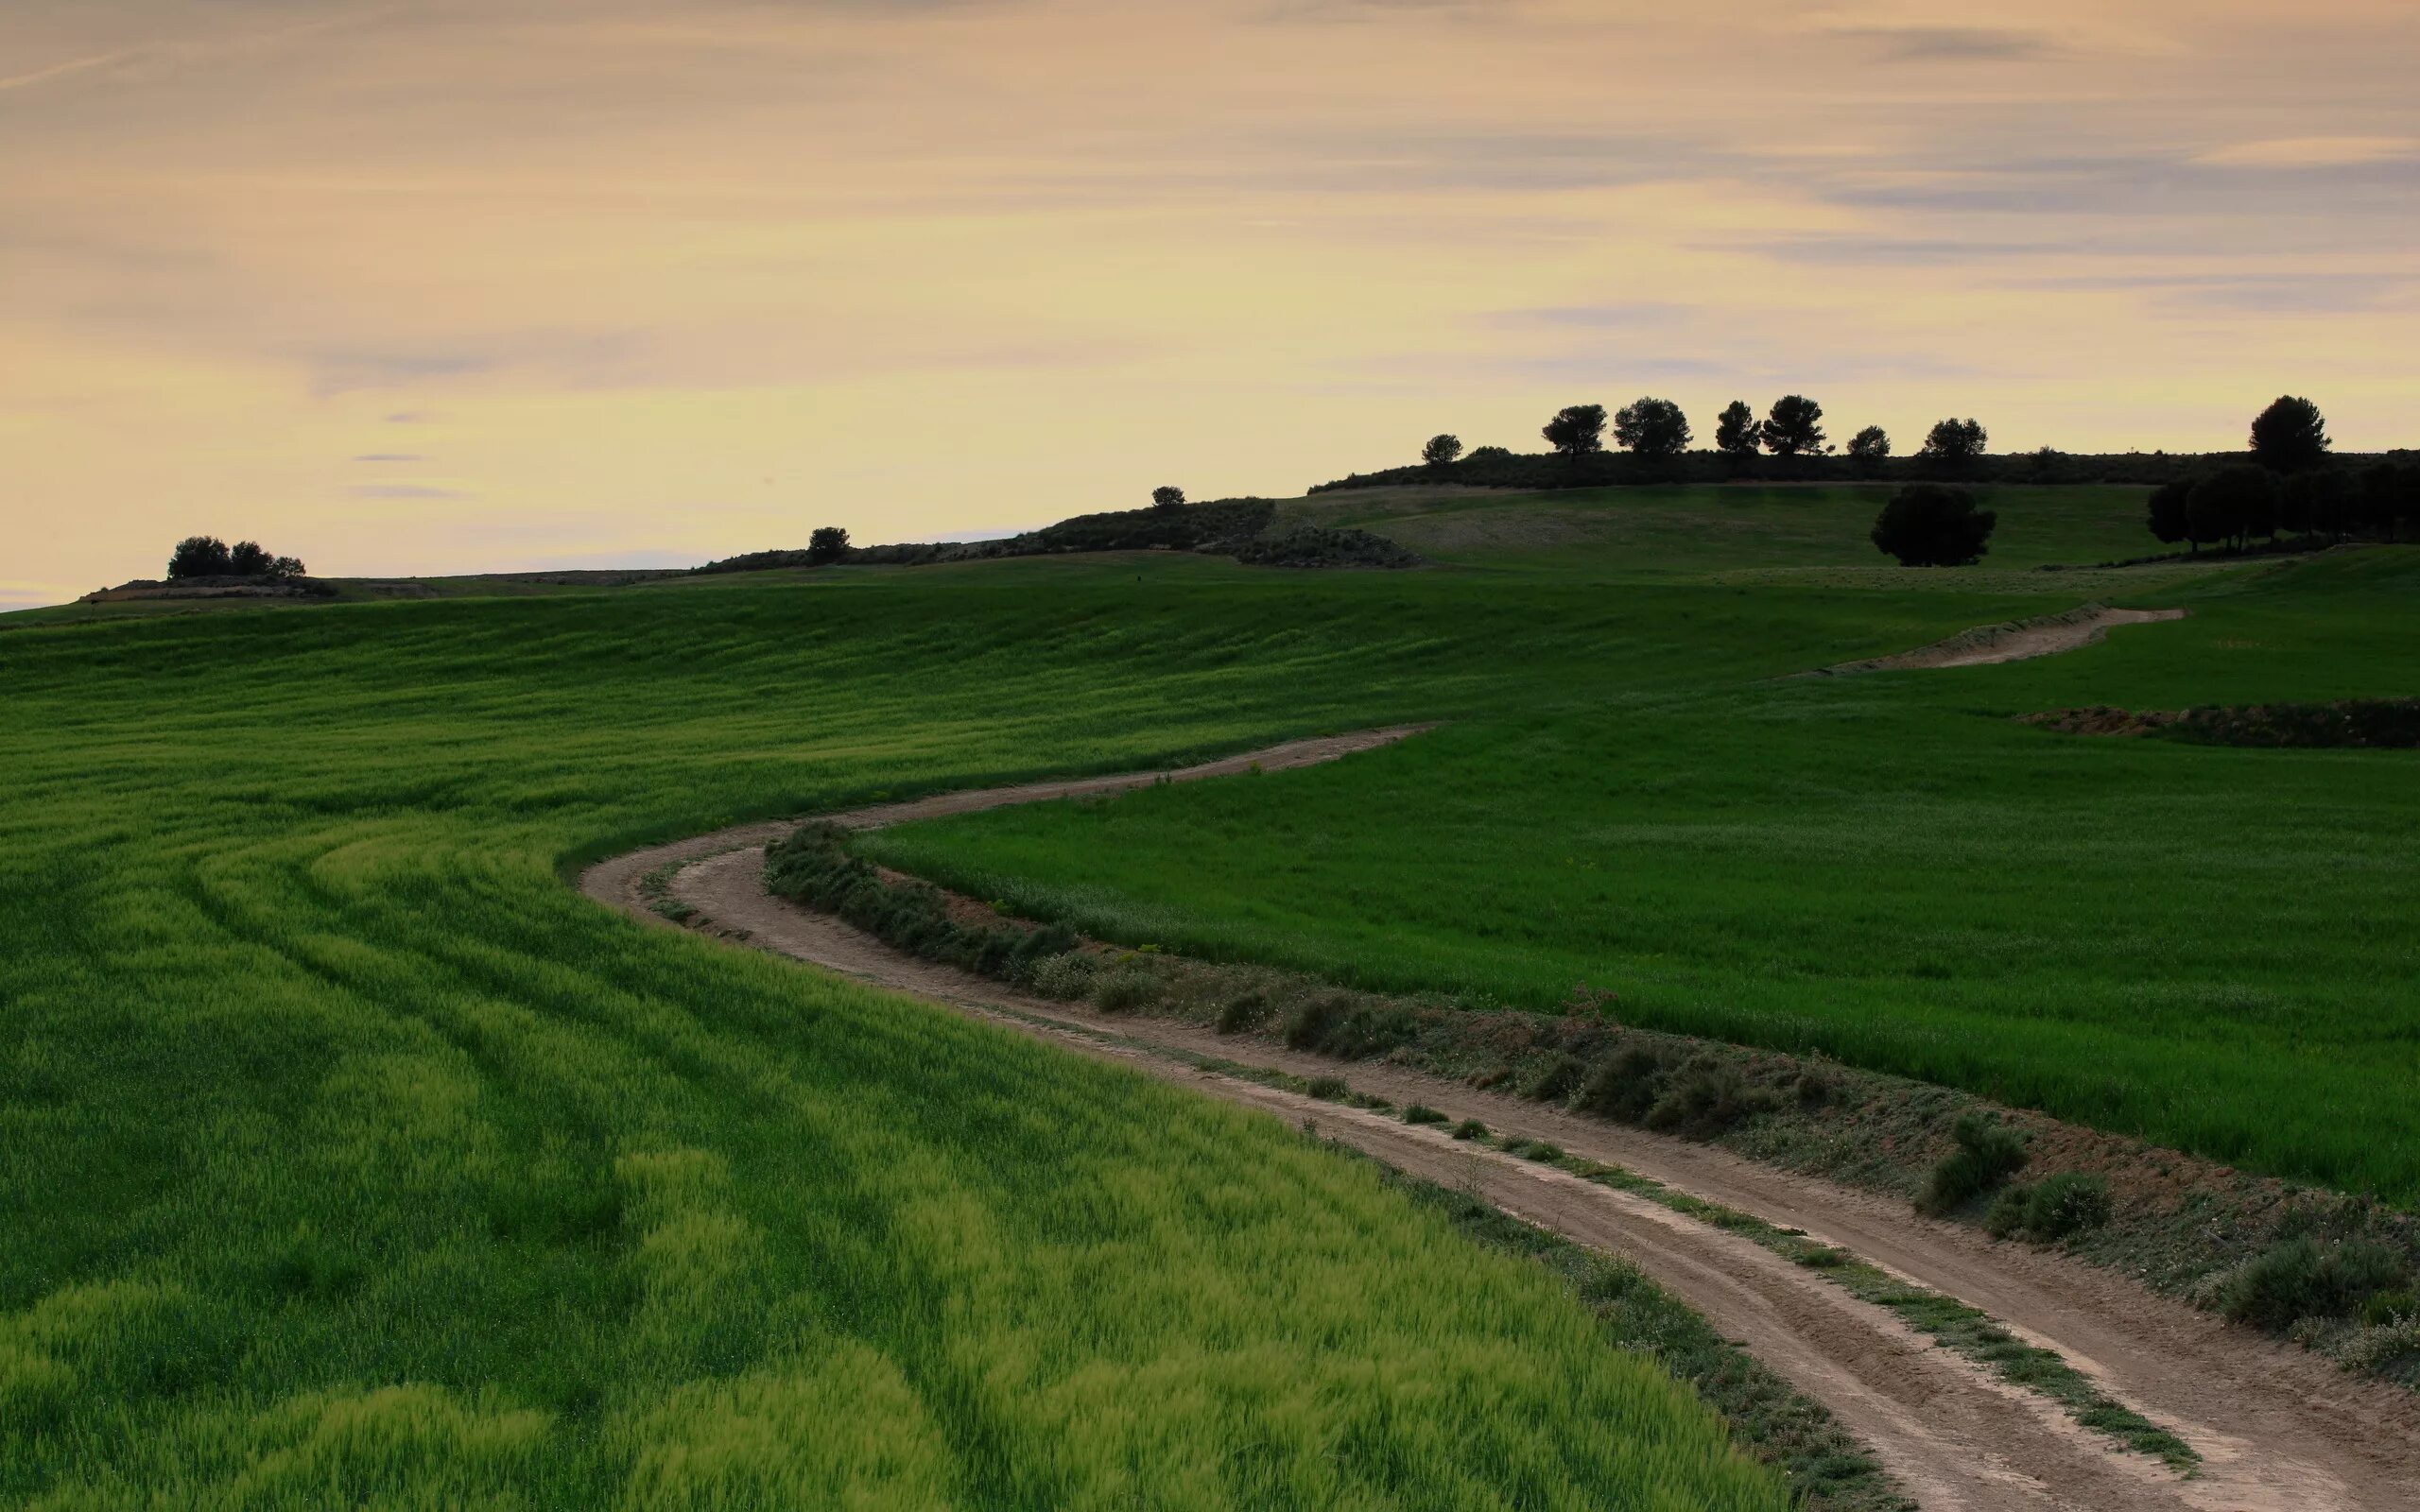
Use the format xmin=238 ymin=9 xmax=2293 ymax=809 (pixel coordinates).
xmin=1820 ymin=605 xmax=2187 ymax=674
xmin=582 ymin=730 xmax=2420 ymax=1511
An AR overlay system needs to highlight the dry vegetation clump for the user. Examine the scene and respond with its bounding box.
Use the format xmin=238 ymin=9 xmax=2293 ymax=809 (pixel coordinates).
xmin=2021 ymin=698 xmax=2420 ymax=747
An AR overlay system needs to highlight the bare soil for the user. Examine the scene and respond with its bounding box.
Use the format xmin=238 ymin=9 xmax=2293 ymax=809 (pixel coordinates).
xmin=1818 ymin=605 xmax=2187 ymax=674
xmin=582 ymin=731 xmax=2420 ymax=1511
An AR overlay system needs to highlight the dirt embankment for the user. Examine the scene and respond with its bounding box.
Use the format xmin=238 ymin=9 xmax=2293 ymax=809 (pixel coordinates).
xmin=1817 ymin=605 xmax=2186 ymax=674
xmin=583 ymin=731 xmax=2420 ymax=1512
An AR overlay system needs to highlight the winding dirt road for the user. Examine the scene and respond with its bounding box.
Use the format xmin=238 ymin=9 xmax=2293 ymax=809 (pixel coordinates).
xmin=581 ymin=728 xmax=2419 ymax=1511
xmin=1820 ymin=605 xmax=2187 ymax=674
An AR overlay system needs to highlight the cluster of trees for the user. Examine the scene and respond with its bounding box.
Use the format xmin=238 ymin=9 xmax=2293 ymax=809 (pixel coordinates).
xmin=165 ymin=536 xmax=306 ymax=580
xmin=1415 ymin=397 xmax=1993 ymax=474
xmin=2146 ymin=397 xmax=2418 ymax=552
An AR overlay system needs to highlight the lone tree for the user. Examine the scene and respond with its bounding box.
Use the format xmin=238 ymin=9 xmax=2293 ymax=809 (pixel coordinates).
xmin=2188 ymin=465 xmax=2280 ymax=550
xmin=1760 ymin=395 xmax=1828 ymax=455
xmin=1150 ymin=485 xmax=1186 ymax=510
xmin=1541 ymin=404 xmax=1607 ymax=457
xmin=2147 ymin=479 xmax=2194 ymax=550
xmin=166 ymin=536 xmax=233 ymax=578
xmin=805 ymin=525 xmax=852 ymax=565
xmin=1846 ymin=425 xmax=1892 ymax=478
xmin=1421 ymin=433 xmax=1463 ymax=470
xmin=2249 ymin=396 xmax=2329 ymax=473
xmin=229 ymin=541 xmax=273 ymax=576
xmin=1871 ymin=484 xmax=1996 ymax=566
xmin=1612 ymin=397 xmax=1692 ymax=458
xmin=1918 ymin=418 xmax=1988 ymax=470
xmin=1714 ymin=400 xmax=1761 ymax=459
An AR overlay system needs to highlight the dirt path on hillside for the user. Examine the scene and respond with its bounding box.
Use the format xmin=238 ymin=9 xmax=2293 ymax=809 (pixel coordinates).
xmin=581 ymin=734 xmax=2420 ymax=1511
xmin=1820 ymin=605 xmax=2187 ymax=674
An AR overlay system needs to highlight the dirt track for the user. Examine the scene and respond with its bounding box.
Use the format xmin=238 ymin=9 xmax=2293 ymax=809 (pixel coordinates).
xmin=581 ymin=730 xmax=2420 ymax=1511
xmin=1820 ymin=605 xmax=2187 ymax=674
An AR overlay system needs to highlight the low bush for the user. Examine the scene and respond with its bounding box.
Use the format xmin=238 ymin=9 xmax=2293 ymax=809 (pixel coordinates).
xmin=1026 ymin=953 xmax=1096 ymax=999
xmin=1306 ymin=1075 xmax=1350 ymax=1102
xmin=1918 ymin=1113 xmax=2029 ymax=1216
xmin=1573 ymin=1045 xmax=1665 ymax=1123
xmin=1283 ymin=993 xmax=1350 ymax=1051
xmin=1214 ymin=990 xmax=1269 ymax=1033
xmin=1451 ymin=1119 xmax=1489 ymax=1141
xmin=2361 ymin=1289 xmax=2416 ymax=1329
xmin=1090 ymin=967 xmax=1159 ymax=1014
xmin=2218 ymin=1237 xmax=2411 ymax=1332
xmin=1520 ymin=1051 xmax=1588 ymax=1104
xmin=1229 ymin=525 xmax=1424 ymax=570
xmin=1643 ymin=1066 xmax=1776 ymax=1140
xmin=1403 ymin=1105 xmax=1448 ymax=1125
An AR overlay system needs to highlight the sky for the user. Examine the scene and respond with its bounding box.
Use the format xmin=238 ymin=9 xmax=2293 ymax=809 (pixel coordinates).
xmin=3 ymin=0 xmax=2416 ymax=606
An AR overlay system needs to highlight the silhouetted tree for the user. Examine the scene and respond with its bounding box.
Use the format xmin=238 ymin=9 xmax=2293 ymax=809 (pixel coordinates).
xmin=1421 ymin=434 xmax=1463 ymax=470
xmin=166 ymin=536 xmax=233 ymax=578
xmin=1918 ymin=418 xmax=1988 ymax=470
xmin=1761 ymin=395 xmax=1828 ymax=456
xmin=2249 ymin=396 xmax=2329 ymax=473
xmin=1467 ymin=444 xmax=1512 ymax=460
xmin=805 ymin=525 xmax=852 ymax=564
xmin=2147 ymin=479 xmax=2193 ymax=550
xmin=2188 ymin=466 xmax=2281 ymax=550
xmin=1714 ymin=401 xmax=1761 ymax=460
xmin=1612 ymin=397 xmax=1691 ymax=458
xmin=228 ymin=541 xmax=272 ymax=576
xmin=1150 ymin=485 xmax=1186 ymax=510
xmin=1870 ymin=484 xmax=1996 ymax=566
xmin=2282 ymin=470 xmax=2355 ymax=541
xmin=268 ymin=555 xmax=306 ymax=578
xmin=1541 ymin=404 xmax=1607 ymax=457
xmin=1846 ymin=425 xmax=1891 ymax=478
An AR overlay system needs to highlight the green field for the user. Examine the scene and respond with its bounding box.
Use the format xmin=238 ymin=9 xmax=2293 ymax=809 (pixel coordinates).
xmin=5 ymin=481 xmax=2412 ymax=1504
xmin=0 ymin=562 xmax=1825 ymax=1509
xmin=862 ymin=494 xmax=2420 ymax=1202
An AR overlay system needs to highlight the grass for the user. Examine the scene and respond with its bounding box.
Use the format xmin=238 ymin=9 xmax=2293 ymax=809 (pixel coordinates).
xmin=863 ymin=543 xmax=2420 ymax=1203
xmin=0 ymin=569 xmax=1813 ymax=1508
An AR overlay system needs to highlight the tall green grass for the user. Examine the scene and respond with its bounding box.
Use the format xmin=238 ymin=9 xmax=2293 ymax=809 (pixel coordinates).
xmin=0 ymin=576 xmax=1823 ymax=1508
xmin=866 ymin=551 xmax=2420 ymax=1203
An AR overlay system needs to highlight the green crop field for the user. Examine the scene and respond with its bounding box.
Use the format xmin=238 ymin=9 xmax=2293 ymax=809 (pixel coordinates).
xmin=0 ymin=565 xmax=1824 ymax=1510
xmin=861 ymin=498 xmax=2420 ymax=1203
xmin=6 ymin=481 xmax=2413 ymax=1506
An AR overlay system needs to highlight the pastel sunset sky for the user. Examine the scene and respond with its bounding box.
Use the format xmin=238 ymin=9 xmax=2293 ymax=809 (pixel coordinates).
xmin=5 ymin=0 xmax=2415 ymax=604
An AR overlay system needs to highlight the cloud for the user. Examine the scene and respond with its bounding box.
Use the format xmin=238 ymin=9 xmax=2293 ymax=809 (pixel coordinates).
xmin=2196 ymin=136 xmax=2420 ymax=168
xmin=1808 ymin=18 xmax=2060 ymax=60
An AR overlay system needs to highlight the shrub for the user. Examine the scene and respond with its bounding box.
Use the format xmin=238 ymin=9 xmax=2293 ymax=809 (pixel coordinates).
xmin=1026 ymin=953 xmax=1096 ymax=1000
xmin=1229 ymin=526 xmax=1422 ymax=570
xmin=1214 ymin=991 xmax=1269 ymax=1033
xmin=2219 ymin=1237 xmax=2411 ymax=1332
xmin=1283 ymin=994 xmax=1349 ymax=1051
xmin=1403 ymin=1105 xmax=1448 ymax=1125
xmin=2360 ymin=1289 xmax=2415 ymax=1329
xmin=1520 ymin=1052 xmax=1587 ymax=1104
xmin=1306 ymin=1075 xmax=1350 ymax=1102
xmin=1983 ymin=1174 xmax=2109 ymax=1242
xmin=1918 ymin=1113 xmax=2028 ymax=1215
xmin=1450 ymin=1119 xmax=1489 ymax=1141
xmin=1871 ymin=484 xmax=1997 ymax=566
xmin=1643 ymin=1067 xmax=1775 ymax=1140
xmin=166 ymin=536 xmax=234 ymax=578
xmin=1573 ymin=1045 xmax=1664 ymax=1123
xmin=1090 ymin=967 xmax=1158 ymax=1014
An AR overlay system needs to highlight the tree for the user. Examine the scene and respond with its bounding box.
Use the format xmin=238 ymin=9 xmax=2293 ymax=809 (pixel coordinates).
xmin=1760 ymin=395 xmax=1828 ymax=455
xmin=2146 ymin=479 xmax=2193 ymax=549
xmin=1612 ymin=397 xmax=1691 ymax=459
xmin=1542 ymin=404 xmax=1606 ymax=457
xmin=2283 ymin=470 xmax=2355 ymax=540
xmin=1714 ymin=400 xmax=1761 ymax=459
xmin=1870 ymin=484 xmax=1996 ymax=566
xmin=2356 ymin=463 xmax=2411 ymax=543
xmin=1917 ymin=418 xmax=1988 ymax=470
xmin=268 ymin=555 xmax=307 ymax=579
xmin=1467 ymin=444 xmax=1512 ymax=460
xmin=805 ymin=525 xmax=852 ymax=565
xmin=228 ymin=541 xmax=272 ymax=576
xmin=166 ymin=536 xmax=233 ymax=578
xmin=2249 ymin=395 xmax=2329 ymax=473
xmin=1150 ymin=485 xmax=1186 ymax=510
xmin=1421 ymin=434 xmax=1463 ymax=470
xmin=1846 ymin=425 xmax=1892 ymax=479
xmin=2188 ymin=466 xmax=2280 ymax=550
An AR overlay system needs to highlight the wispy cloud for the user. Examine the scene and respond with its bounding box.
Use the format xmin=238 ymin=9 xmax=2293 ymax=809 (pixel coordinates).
xmin=2197 ymin=136 xmax=2420 ymax=168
